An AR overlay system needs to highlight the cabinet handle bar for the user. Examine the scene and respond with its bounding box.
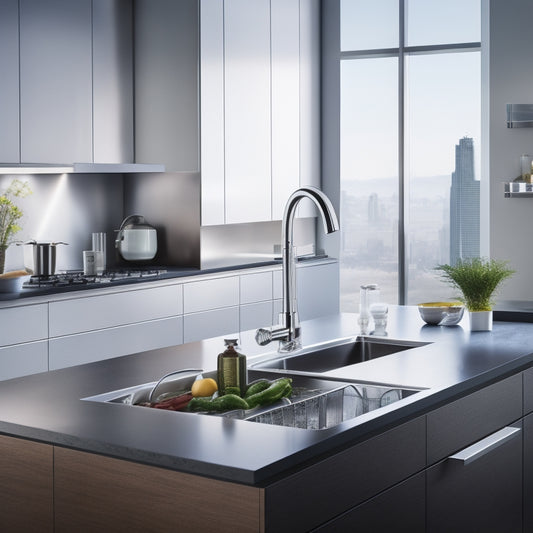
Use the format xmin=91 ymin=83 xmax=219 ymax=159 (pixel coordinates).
xmin=448 ymin=426 xmax=520 ymax=465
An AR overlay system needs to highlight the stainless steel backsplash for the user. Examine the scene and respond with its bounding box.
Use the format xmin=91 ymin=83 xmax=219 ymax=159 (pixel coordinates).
xmin=0 ymin=172 xmax=316 ymax=273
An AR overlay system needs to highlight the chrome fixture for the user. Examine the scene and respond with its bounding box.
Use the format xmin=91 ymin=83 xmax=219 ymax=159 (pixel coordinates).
xmin=255 ymin=187 xmax=339 ymax=352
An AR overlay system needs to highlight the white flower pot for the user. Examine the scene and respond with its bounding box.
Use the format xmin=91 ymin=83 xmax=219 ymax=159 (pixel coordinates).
xmin=469 ymin=310 xmax=493 ymax=331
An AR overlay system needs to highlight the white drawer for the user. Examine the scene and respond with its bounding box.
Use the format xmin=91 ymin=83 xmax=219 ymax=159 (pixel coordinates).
xmin=183 ymin=307 xmax=239 ymax=343
xmin=240 ymin=301 xmax=273 ymax=332
xmin=240 ymin=271 xmax=273 ymax=304
xmin=49 ymin=316 xmax=183 ymax=370
xmin=0 ymin=340 xmax=48 ymax=380
xmin=183 ymin=276 xmax=239 ymax=314
xmin=49 ymin=285 xmax=183 ymax=337
xmin=0 ymin=304 xmax=48 ymax=346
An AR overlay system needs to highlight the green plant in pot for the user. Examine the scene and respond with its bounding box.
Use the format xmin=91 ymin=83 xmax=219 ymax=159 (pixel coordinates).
xmin=435 ymin=257 xmax=514 ymax=331
xmin=0 ymin=179 xmax=32 ymax=274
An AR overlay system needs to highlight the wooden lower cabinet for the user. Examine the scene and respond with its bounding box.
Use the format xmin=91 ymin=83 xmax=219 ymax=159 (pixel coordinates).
xmin=54 ymin=447 xmax=263 ymax=533
xmin=0 ymin=435 xmax=53 ymax=533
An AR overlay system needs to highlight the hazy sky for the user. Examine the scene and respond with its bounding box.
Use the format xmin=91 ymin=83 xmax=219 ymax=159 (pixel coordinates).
xmin=340 ymin=0 xmax=481 ymax=180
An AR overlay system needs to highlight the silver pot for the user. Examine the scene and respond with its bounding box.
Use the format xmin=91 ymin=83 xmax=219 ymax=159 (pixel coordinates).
xmin=18 ymin=240 xmax=68 ymax=276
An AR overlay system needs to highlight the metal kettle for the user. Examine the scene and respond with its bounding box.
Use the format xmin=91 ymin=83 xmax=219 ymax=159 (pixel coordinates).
xmin=115 ymin=215 xmax=157 ymax=261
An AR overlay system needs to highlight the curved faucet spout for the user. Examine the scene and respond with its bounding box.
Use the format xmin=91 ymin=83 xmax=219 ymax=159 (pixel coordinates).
xmin=256 ymin=187 xmax=339 ymax=352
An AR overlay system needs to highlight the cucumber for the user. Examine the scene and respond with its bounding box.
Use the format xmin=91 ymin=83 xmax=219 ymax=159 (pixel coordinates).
xmin=244 ymin=379 xmax=271 ymax=398
xmin=245 ymin=378 xmax=293 ymax=409
xmin=187 ymin=394 xmax=249 ymax=412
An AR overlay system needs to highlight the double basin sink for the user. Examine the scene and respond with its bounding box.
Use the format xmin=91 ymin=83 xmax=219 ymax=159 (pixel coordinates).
xmin=84 ymin=336 xmax=428 ymax=431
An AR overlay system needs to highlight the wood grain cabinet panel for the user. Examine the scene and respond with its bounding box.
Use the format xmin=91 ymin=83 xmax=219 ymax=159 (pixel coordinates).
xmin=0 ymin=435 xmax=53 ymax=533
xmin=54 ymin=446 xmax=263 ymax=533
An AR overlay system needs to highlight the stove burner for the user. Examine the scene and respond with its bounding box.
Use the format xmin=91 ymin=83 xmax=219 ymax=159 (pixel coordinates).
xmin=23 ymin=268 xmax=168 ymax=289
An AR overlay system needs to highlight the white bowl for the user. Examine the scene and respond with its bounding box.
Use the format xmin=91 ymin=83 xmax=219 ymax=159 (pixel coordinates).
xmin=418 ymin=302 xmax=465 ymax=326
xmin=0 ymin=271 xmax=30 ymax=293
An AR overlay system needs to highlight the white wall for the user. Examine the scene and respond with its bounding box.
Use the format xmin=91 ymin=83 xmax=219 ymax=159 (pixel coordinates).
xmin=490 ymin=0 xmax=533 ymax=301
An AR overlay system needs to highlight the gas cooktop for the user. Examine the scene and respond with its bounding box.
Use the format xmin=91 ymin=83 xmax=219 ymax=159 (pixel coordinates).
xmin=23 ymin=268 xmax=169 ymax=290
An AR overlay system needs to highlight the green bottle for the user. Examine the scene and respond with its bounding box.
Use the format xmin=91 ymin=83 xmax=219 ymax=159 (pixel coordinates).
xmin=217 ymin=339 xmax=247 ymax=396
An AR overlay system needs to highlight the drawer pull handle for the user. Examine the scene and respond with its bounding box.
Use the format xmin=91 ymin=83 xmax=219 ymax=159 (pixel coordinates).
xmin=449 ymin=426 xmax=520 ymax=465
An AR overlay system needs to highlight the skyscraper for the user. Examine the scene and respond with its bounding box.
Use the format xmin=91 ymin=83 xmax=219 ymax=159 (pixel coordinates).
xmin=449 ymin=137 xmax=479 ymax=265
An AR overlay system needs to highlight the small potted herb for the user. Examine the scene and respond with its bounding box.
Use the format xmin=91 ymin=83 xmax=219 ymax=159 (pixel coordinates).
xmin=0 ymin=179 xmax=32 ymax=274
xmin=435 ymin=257 xmax=514 ymax=331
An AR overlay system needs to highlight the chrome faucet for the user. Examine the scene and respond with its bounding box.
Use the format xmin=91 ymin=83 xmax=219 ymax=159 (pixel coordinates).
xmin=255 ymin=187 xmax=340 ymax=352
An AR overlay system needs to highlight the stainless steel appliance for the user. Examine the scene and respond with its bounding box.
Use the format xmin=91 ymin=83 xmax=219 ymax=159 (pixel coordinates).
xmin=22 ymin=268 xmax=168 ymax=290
xmin=115 ymin=215 xmax=157 ymax=261
xmin=17 ymin=240 xmax=68 ymax=276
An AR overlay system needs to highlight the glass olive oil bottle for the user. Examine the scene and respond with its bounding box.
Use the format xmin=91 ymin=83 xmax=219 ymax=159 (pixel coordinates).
xmin=217 ymin=339 xmax=247 ymax=396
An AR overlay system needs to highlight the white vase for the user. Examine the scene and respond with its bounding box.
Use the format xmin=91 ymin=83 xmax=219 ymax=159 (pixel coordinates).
xmin=469 ymin=310 xmax=493 ymax=331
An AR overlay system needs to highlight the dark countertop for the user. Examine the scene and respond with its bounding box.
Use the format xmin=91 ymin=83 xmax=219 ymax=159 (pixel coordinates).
xmin=1 ymin=307 xmax=533 ymax=486
xmin=0 ymin=256 xmax=331 ymax=304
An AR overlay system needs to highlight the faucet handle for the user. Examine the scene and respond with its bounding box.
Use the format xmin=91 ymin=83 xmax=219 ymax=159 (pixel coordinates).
xmin=255 ymin=325 xmax=290 ymax=346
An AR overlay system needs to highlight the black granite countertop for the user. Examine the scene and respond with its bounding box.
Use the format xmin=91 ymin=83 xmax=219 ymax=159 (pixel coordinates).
xmin=1 ymin=307 xmax=533 ymax=486
xmin=0 ymin=256 xmax=331 ymax=303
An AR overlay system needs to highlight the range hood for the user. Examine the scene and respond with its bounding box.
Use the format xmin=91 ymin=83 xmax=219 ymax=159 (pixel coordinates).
xmin=0 ymin=163 xmax=165 ymax=174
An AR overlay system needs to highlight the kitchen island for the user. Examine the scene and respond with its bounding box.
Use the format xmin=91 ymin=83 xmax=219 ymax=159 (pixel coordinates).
xmin=1 ymin=307 xmax=533 ymax=532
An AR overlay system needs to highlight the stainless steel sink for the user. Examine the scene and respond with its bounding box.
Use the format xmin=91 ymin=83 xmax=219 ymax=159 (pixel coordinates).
xmin=82 ymin=369 xmax=424 ymax=431
xmin=249 ymin=336 xmax=429 ymax=373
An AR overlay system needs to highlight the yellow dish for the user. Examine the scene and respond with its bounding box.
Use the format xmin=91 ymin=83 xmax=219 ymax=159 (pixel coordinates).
xmin=418 ymin=302 xmax=464 ymax=326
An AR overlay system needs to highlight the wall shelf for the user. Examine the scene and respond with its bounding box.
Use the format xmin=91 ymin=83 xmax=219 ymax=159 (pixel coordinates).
xmin=504 ymin=182 xmax=533 ymax=197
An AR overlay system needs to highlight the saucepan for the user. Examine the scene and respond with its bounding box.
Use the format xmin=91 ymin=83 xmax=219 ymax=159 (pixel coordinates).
xmin=17 ymin=240 xmax=69 ymax=276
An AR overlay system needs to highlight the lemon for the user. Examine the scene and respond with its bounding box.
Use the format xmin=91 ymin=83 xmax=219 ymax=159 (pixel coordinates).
xmin=191 ymin=378 xmax=218 ymax=398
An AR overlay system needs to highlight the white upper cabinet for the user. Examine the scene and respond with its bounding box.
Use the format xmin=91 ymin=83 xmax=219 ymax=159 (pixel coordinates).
xmin=20 ymin=0 xmax=93 ymax=164
xmin=200 ymin=0 xmax=320 ymax=226
xmin=200 ymin=0 xmax=225 ymax=225
xmin=223 ymin=0 xmax=272 ymax=224
xmin=2 ymin=0 xmax=134 ymax=165
xmin=0 ymin=0 xmax=20 ymax=164
xmin=271 ymin=0 xmax=301 ymax=221
xmin=92 ymin=0 xmax=134 ymax=164
xmin=134 ymin=0 xmax=199 ymax=171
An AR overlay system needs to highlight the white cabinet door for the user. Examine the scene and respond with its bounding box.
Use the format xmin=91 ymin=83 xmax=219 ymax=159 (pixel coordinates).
xmin=271 ymin=0 xmax=300 ymax=220
xmin=224 ymin=0 xmax=271 ymax=223
xmin=19 ymin=0 xmax=93 ymax=163
xmin=183 ymin=277 xmax=239 ymax=314
xmin=92 ymin=0 xmax=134 ymax=164
xmin=0 ymin=341 xmax=48 ymax=381
xmin=49 ymin=317 xmax=183 ymax=370
xmin=299 ymin=0 xmax=321 ymax=218
xmin=0 ymin=304 xmax=48 ymax=345
xmin=240 ymin=301 xmax=273 ymax=332
xmin=200 ymin=0 xmax=225 ymax=225
xmin=240 ymin=271 xmax=273 ymax=305
xmin=134 ymin=0 xmax=199 ymax=171
xmin=184 ymin=307 xmax=240 ymax=344
xmin=49 ymin=285 xmax=183 ymax=337
xmin=0 ymin=0 xmax=19 ymax=163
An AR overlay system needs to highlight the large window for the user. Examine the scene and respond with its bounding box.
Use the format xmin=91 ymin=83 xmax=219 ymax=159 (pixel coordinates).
xmin=340 ymin=0 xmax=481 ymax=311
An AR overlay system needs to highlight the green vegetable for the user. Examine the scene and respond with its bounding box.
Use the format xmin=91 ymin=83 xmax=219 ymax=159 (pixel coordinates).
xmin=244 ymin=379 xmax=271 ymax=398
xmin=224 ymin=386 xmax=242 ymax=396
xmin=245 ymin=378 xmax=293 ymax=409
xmin=187 ymin=394 xmax=249 ymax=412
